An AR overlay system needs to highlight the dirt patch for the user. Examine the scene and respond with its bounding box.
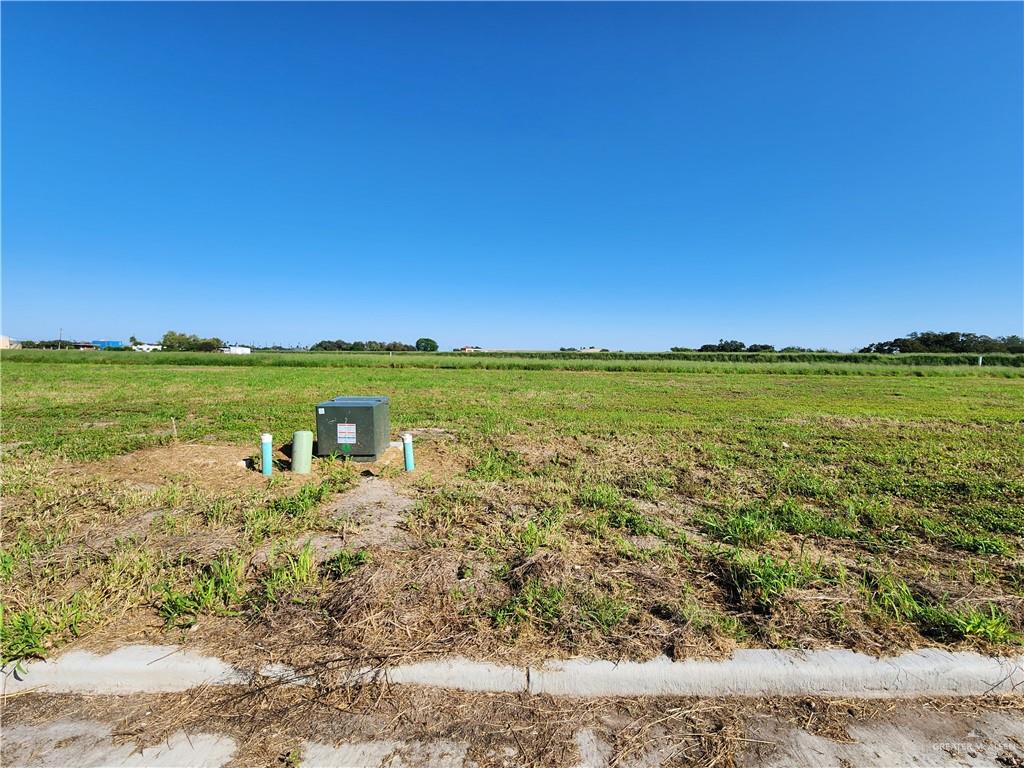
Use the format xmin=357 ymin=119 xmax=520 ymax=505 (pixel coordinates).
xmin=323 ymin=477 xmax=417 ymax=551
xmin=79 ymin=443 xmax=291 ymax=494
xmin=73 ymin=436 xmax=463 ymax=498
xmin=390 ymin=433 xmax=470 ymax=490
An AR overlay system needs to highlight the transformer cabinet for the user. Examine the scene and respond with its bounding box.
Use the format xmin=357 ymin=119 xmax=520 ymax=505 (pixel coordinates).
xmin=315 ymin=396 xmax=390 ymax=461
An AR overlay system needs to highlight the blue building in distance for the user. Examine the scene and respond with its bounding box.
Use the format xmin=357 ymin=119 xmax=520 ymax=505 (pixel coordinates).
xmin=91 ymin=340 xmax=125 ymax=349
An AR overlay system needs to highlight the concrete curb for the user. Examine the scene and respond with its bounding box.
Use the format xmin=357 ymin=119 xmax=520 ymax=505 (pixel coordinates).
xmin=5 ymin=645 xmax=1023 ymax=699
xmin=528 ymin=648 xmax=1024 ymax=698
xmin=349 ymin=657 xmax=527 ymax=693
xmin=2 ymin=645 xmax=244 ymax=695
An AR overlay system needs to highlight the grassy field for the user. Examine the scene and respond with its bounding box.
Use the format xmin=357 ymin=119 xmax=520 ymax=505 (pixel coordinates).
xmin=6 ymin=348 xmax=1024 ymax=372
xmin=2 ymin=359 xmax=1023 ymax=667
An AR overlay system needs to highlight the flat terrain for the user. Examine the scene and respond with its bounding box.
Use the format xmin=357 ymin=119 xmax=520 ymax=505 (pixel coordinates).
xmin=2 ymin=357 xmax=1023 ymax=764
xmin=4 ymin=357 xmax=1023 ymax=662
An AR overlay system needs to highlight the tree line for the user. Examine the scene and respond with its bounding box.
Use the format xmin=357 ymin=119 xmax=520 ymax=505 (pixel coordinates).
xmin=159 ymin=331 xmax=225 ymax=352
xmin=310 ymin=337 xmax=438 ymax=352
xmin=858 ymin=332 xmax=1024 ymax=354
xmin=668 ymin=332 xmax=1024 ymax=354
xmin=670 ymin=340 xmax=824 ymax=353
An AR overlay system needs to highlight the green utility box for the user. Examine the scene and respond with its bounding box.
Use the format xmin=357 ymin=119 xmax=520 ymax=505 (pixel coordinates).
xmin=315 ymin=396 xmax=390 ymax=461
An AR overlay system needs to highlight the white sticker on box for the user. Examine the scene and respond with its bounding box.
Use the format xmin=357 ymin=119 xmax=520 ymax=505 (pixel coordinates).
xmin=337 ymin=423 xmax=357 ymax=444
xmin=318 ymin=408 xmax=325 ymax=414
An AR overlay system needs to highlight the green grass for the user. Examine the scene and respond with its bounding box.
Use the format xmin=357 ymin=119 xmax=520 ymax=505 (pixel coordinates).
xmin=0 ymin=606 xmax=51 ymax=665
xmin=321 ymin=548 xmax=370 ymax=579
xmin=6 ymin=348 xmax=1024 ymax=369
xmin=466 ymin=448 xmax=525 ymax=481
xmin=864 ymin=573 xmax=1018 ymax=644
xmin=578 ymin=593 xmax=630 ymax=632
xmin=701 ymin=507 xmax=778 ymax=547
xmin=261 ymin=544 xmax=318 ymax=603
xmin=725 ymin=552 xmax=819 ymax=610
xmin=159 ymin=552 xmax=245 ymax=627
xmin=577 ymin=483 xmax=667 ymax=538
xmin=702 ymin=499 xmax=864 ymax=547
xmin=2 ymin=358 xmax=1023 ymax=663
xmin=492 ymin=580 xmax=567 ymax=629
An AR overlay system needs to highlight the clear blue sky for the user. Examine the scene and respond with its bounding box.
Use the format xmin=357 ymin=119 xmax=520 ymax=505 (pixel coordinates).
xmin=3 ymin=2 xmax=1021 ymax=350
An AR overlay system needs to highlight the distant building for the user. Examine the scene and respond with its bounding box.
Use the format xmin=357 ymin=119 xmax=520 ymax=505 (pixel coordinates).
xmin=455 ymin=345 xmax=483 ymax=353
xmin=221 ymin=346 xmax=252 ymax=355
xmin=0 ymin=335 xmax=21 ymax=350
xmin=92 ymin=340 xmax=125 ymax=349
xmin=132 ymin=343 xmax=162 ymax=352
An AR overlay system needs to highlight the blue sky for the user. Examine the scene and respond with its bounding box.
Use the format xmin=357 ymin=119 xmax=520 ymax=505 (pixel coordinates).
xmin=3 ymin=2 xmax=1021 ymax=350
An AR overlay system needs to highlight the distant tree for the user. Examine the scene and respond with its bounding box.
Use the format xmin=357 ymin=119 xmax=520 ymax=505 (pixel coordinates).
xmin=129 ymin=335 xmax=139 ymax=346
xmin=415 ymin=338 xmax=439 ymax=352
xmin=310 ymin=339 xmax=344 ymax=351
xmin=697 ymin=340 xmax=746 ymax=352
xmin=160 ymin=330 xmax=224 ymax=352
xmin=310 ymin=339 xmax=415 ymax=352
xmin=747 ymin=344 xmax=775 ymax=352
xmin=716 ymin=339 xmax=746 ymax=352
xmin=859 ymin=331 xmax=1023 ymax=354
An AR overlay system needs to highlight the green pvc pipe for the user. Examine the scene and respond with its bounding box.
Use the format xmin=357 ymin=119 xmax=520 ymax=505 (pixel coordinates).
xmin=292 ymin=430 xmax=313 ymax=474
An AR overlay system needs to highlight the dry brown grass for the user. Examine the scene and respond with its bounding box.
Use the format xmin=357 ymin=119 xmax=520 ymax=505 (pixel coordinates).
xmin=5 ymin=683 xmax=1023 ymax=768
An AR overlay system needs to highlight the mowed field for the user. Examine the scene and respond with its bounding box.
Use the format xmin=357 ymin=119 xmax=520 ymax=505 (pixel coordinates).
xmin=2 ymin=356 xmax=1023 ymax=669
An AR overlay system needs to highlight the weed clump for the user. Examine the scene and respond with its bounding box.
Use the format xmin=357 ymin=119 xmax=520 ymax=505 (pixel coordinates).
xmin=725 ymin=552 xmax=818 ymax=610
xmin=578 ymin=593 xmax=630 ymax=632
xmin=261 ymin=544 xmax=317 ymax=603
xmin=0 ymin=606 xmax=50 ymax=665
xmin=467 ymin=449 xmax=524 ymax=481
xmin=159 ymin=553 xmax=245 ymax=627
xmin=322 ymin=548 xmax=370 ymax=579
xmin=491 ymin=579 xmax=566 ymax=629
xmin=701 ymin=499 xmax=861 ymax=548
xmin=864 ymin=573 xmax=1019 ymax=644
xmin=578 ymin=483 xmax=666 ymax=538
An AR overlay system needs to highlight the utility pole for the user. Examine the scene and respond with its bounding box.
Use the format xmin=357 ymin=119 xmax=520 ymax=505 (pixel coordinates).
xmin=58 ymin=328 xmax=62 ymax=350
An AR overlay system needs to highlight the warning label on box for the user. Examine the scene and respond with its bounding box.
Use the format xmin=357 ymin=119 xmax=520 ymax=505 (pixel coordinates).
xmin=337 ymin=423 xmax=357 ymax=444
